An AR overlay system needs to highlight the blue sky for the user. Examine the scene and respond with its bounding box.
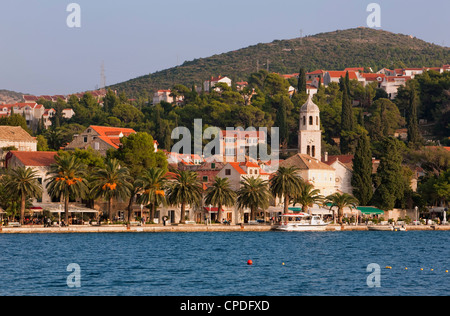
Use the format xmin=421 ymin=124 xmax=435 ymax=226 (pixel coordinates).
xmin=0 ymin=0 xmax=449 ymax=95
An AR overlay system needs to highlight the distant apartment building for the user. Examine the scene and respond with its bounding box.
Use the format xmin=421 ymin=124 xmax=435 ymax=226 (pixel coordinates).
xmin=0 ymin=102 xmax=75 ymax=131
xmin=221 ymin=129 xmax=266 ymax=159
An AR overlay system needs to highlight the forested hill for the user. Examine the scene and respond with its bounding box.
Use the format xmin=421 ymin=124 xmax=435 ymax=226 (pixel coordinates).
xmin=108 ymin=27 xmax=450 ymax=98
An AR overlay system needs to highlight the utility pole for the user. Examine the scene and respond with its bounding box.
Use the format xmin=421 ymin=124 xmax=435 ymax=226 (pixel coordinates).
xmin=100 ymin=61 xmax=106 ymax=90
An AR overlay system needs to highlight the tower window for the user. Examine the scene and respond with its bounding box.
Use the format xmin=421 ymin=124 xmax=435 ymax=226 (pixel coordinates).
xmin=303 ymin=116 xmax=306 ymax=126
xmin=307 ymin=146 xmax=311 ymax=156
xmin=309 ymin=116 xmax=313 ymax=125
xmin=312 ymin=146 xmax=316 ymax=158
xmin=316 ymin=116 xmax=319 ymax=125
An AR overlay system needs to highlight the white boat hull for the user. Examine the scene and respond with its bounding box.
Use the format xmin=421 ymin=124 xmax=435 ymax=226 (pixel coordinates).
xmin=275 ymin=224 xmax=329 ymax=232
xmin=367 ymin=226 xmax=394 ymax=231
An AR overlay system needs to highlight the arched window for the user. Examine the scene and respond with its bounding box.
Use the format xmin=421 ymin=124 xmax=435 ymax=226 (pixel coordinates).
xmin=303 ymin=116 xmax=306 ymax=126
xmin=307 ymin=146 xmax=311 ymax=156
xmin=312 ymin=146 xmax=316 ymax=158
xmin=316 ymin=116 xmax=319 ymax=125
xmin=309 ymin=116 xmax=313 ymax=125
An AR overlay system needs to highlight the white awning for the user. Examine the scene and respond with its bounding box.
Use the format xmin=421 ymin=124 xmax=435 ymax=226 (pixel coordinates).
xmin=32 ymin=203 xmax=98 ymax=213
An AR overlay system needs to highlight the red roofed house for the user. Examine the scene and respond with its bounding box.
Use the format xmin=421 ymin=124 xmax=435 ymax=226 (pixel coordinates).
xmin=5 ymin=151 xmax=58 ymax=203
xmin=323 ymin=71 xmax=363 ymax=86
xmin=306 ymin=70 xmax=325 ymax=82
xmin=203 ymin=76 xmax=232 ymax=92
xmin=360 ymin=73 xmax=386 ymax=88
xmin=380 ymin=76 xmax=412 ymax=99
xmin=215 ymin=161 xmax=270 ymax=223
xmin=64 ymin=125 xmax=137 ymax=156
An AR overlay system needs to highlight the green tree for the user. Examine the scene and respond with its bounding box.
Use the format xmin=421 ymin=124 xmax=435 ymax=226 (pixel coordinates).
xmin=91 ymin=158 xmax=133 ymax=221
xmin=325 ymin=192 xmax=359 ymax=225
xmin=270 ymin=166 xmax=303 ymax=214
xmin=204 ymin=177 xmax=237 ymax=223
xmin=292 ymin=182 xmax=323 ymax=214
xmin=166 ymin=169 xmax=203 ymax=224
xmin=297 ymin=68 xmax=307 ymax=93
xmin=237 ymin=176 xmax=270 ymax=221
xmin=351 ymin=133 xmax=374 ymax=206
xmin=372 ymin=137 xmax=405 ymax=211
xmin=136 ymin=167 xmax=168 ymax=223
xmin=340 ymin=74 xmax=355 ymax=154
xmin=396 ymin=81 xmax=422 ymax=146
xmin=3 ymin=167 xmax=42 ymax=224
xmin=46 ymin=155 xmax=89 ymax=224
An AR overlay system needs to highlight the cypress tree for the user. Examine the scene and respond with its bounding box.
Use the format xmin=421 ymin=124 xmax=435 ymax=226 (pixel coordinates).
xmin=340 ymin=77 xmax=355 ymax=154
xmin=406 ymin=82 xmax=421 ymax=145
xmin=275 ymin=99 xmax=288 ymax=148
xmin=351 ymin=133 xmax=373 ymax=206
xmin=372 ymin=137 xmax=405 ymax=211
xmin=298 ymin=68 xmax=306 ymax=93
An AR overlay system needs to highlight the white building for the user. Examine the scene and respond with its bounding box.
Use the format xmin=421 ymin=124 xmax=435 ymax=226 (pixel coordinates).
xmin=298 ymin=95 xmax=322 ymax=161
xmin=203 ymin=76 xmax=232 ymax=92
xmin=5 ymin=151 xmax=57 ymax=203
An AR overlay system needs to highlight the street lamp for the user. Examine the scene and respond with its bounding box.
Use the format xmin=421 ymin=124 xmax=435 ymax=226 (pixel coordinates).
xmin=415 ymin=206 xmax=419 ymax=225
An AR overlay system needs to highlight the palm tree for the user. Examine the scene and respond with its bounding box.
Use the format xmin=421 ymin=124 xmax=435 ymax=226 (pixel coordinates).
xmin=237 ymin=176 xmax=270 ymax=221
xmin=46 ymin=155 xmax=89 ymax=224
xmin=293 ymin=182 xmax=324 ymax=214
xmin=4 ymin=167 xmax=42 ymax=225
xmin=204 ymin=177 xmax=237 ymax=223
xmin=91 ymin=158 xmax=133 ymax=221
xmin=165 ymin=169 xmax=202 ymax=224
xmin=270 ymin=166 xmax=303 ymax=214
xmin=136 ymin=167 xmax=167 ymax=223
xmin=325 ymin=192 xmax=359 ymax=225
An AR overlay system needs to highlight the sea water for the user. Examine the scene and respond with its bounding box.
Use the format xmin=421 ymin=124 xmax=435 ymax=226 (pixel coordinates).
xmin=0 ymin=231 xmax=449 ymax=296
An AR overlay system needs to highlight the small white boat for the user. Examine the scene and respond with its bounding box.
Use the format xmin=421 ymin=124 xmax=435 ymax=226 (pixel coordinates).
xmin=275 ymin=213 xmax=329 ymax=232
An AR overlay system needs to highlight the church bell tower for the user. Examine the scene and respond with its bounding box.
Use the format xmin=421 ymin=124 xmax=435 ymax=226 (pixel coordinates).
xmin=298 ymin=95 xmax=322 ymax=161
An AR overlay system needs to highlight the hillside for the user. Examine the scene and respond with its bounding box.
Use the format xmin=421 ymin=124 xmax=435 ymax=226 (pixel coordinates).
xmin=0 ymin=89 xmax=26 ymax=104
xmin=108 ymin=27 xmax=450 ymax=98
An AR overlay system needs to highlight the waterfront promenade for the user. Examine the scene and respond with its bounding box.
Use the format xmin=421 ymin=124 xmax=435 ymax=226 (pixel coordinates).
xmin=1 ymin=224 xmax=450 ymax=233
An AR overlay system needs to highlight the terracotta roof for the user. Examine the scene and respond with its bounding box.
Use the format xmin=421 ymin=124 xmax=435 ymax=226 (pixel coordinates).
xmin=90 ymin=126 xmax=136 ymax=137
xmin=0 ymin=126 xmax=36 ymax=142
xmin=306 ymin=70 xmax=324 ymax=75
xmin=280 ymin=153 xmax=335 ymax=171
xmin=8 ymin=151 xmax=57 ymax=167
xmin=228 ymin=162 xmax=246 ymax=174
xmin=326 ymin=71 xmax=358 ymax=80
xmin=361 ymin=73 xmax=386 ymax=81
xmin=322 ymin=155 xmax=354 ymax=165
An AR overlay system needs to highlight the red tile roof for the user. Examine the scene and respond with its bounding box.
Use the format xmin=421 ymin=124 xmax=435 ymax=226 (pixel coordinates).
xmin=8 ymin=151 xmax=57 ymax=167
xmin=326 ymin=71 xmax=358 ymax=80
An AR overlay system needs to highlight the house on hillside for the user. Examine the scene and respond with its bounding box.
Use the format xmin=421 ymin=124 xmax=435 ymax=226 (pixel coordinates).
xmin=203 ymin=76 xmax=232 ymax=92
xmin=152 ymin=90 xmax=184 ymax=105
xmin=64 ymin=125 xmax=137 ymax=156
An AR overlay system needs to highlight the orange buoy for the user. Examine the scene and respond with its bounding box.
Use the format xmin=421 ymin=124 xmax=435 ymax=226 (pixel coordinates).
xmin=247 ymin=260 xmax=253 ymax=266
